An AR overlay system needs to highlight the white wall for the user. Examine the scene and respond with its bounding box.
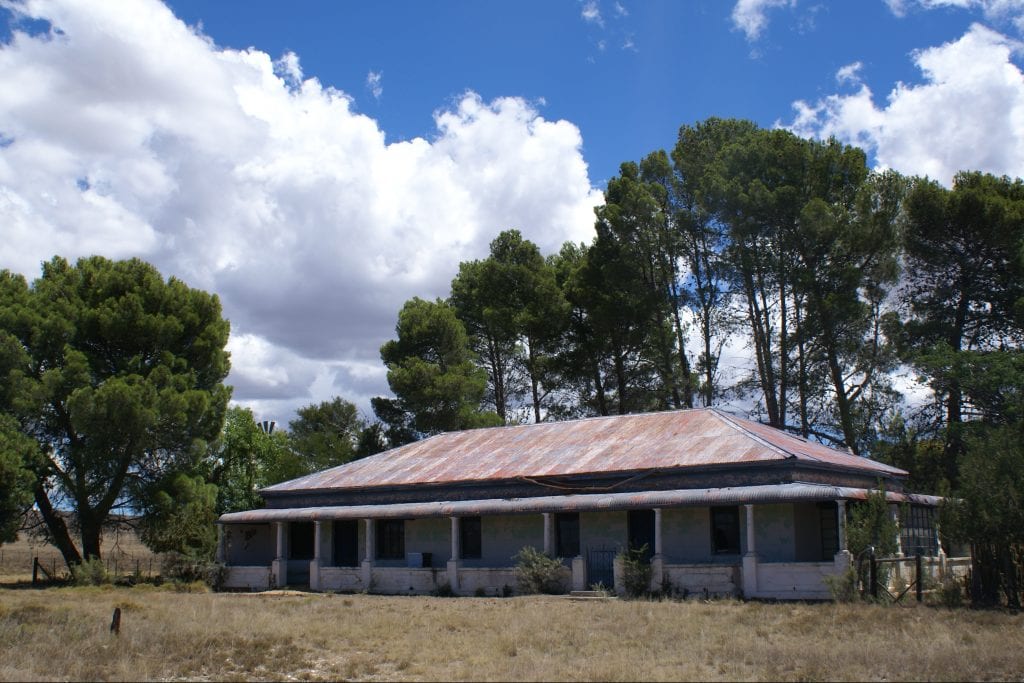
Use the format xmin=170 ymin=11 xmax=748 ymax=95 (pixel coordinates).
xmin=754 ymin=504 xmax=797 ymax=562
xmin=581 ymin=510 xmax=627 ymax=555
xmin=475 ymin=514 xmax=543 ymax=567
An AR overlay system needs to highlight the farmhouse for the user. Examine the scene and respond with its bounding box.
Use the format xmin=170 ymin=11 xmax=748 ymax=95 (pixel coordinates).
xmin=217 ymin=407 xmax=944 ymax=599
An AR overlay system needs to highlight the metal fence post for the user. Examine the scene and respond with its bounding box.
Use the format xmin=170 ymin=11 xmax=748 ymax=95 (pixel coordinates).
xmin=869 ymin=546 xmax=878 ymax=599
xmin=916 ymin=548 xmax=924 ymax=603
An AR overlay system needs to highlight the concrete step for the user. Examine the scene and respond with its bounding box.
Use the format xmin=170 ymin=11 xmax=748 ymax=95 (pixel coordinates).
xmin=569 ymin=590 xmax=613 ymax=599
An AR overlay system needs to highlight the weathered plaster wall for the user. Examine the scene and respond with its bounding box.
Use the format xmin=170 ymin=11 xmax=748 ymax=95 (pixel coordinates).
xmin=793 ymin=502 xmax=826 ymax=561
xmin=753 ymin=504 xmax=796 ymax=562
xmin=473 ymin=514 xmax=543 ymax=567
xmin=224 ymin=523 xmax=274 ymax=565
xmin=403 ymin=517 xmax=452 ymax=567
xmin=661 ymin=507 xmax=713 ymax=563
xmin=581 ymin=511 xmax=627 ymax=554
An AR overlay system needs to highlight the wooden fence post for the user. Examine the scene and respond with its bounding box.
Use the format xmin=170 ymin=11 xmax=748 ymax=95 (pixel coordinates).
xmin=869 ymin=547 xmax=878 ymax=599
xmin=916 ymin=549 xmax=924 ymax=603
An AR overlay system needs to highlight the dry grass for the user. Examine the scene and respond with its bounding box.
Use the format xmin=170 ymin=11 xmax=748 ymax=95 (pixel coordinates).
xmin=0 ymin=587 xmax=1021 ymax=681
xmin=0 ymin=527 xmax=158 ymax=582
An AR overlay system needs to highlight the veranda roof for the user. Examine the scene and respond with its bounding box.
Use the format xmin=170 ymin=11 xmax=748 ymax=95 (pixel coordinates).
xmin=263 ymin=408 xmax=905 ymax=495
xmin=219 ymin=482 xmax=940 ymax=524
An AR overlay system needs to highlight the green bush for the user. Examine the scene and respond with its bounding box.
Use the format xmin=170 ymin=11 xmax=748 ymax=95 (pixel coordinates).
xmin=618 ymin=545 xmax=652 ymax=598
xmin=160 ymin=552 xmax=226 ymax=589
xmin=824 ymin=566 xmax=859 ymax=602
xmin=514 ymin=546 xmax=566 ymax=594
xmin=71 ymin=557 xmax=110 ymax=586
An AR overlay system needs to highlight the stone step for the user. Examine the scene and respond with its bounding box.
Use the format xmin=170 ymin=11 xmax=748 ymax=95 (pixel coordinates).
xmin=569 ymin=590 xmax=613 ymax=598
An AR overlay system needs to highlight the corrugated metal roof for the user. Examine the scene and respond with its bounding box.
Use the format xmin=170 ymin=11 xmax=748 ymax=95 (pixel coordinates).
xmin=220 ymin=482 xmax=939 ymax=524
xmin=263 ymin=408 xmax=905 ymax=494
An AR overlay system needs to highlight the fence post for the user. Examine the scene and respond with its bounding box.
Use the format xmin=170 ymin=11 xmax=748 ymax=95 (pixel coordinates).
xmin=916 ymin=548 xmax=924 ymax=603
xmin=869 ymin=547 xmax=878 ymax=599
xmin=32 ymin=556 xmax=38 ymax=585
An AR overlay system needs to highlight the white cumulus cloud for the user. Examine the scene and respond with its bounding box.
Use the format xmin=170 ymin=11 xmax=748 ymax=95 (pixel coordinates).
xmin=784 ymin=23 xmax=1024 ymax=184
xmin=0 ymin=0 xmax=603 ymax=421
xmin=731 ymin=0 xmax=797 ymax=41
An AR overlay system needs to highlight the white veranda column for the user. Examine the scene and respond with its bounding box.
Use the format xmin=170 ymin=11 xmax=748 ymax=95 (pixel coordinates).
xmin=543 ymin=513 xmax=554 ymax=556
xmin=272 ymin=521 xmax=288 ymax=588
xmin=741 ymin=504 xmax=758 ymax=598
xmin=361 ymin=518 xmax=374 ymax=590
xmin=837 ymin=500 xmax=848 ymax=553
xmin=310 ymin=520 xmax=324 ymax=591
xmin=651 ymin=508 xmax=664 ymax=592
xmin=447 ymin=517 xmax=461 ymax=592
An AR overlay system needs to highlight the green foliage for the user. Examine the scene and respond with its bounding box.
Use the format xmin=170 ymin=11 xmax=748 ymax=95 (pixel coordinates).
xmin=513 ymin=546 xmax=566 ymax=595
xmin=376 ymin=297 xmax=500 ymax=441
xmin=0 ymin=256 xmax=230 ymax=567
xmin=847 ymin=486 xmax=899 ymax=559
xmin=0 ymin=415 xmax=36 ymax=544
xmin=160 ymin=551 xmax=226 ymax=589
xmin=824 ymin=566 xmax=859 ymax=603
xmin=617 ymin=545 xmax=652 ymax=598
xmin=942 ymin=424 xmax=1024 ymax=607
xmin=451 ymin=229 xmax=569 ymax=423
xmin=288 ymin=397 xmax=364 ymax=471
xmin=139 ymin=472 xmax=217 ymax=559
xmin=70 ymin=557 xmax=110 ymax=586
xmin=210 ymin=406 xmax=298 ymax=514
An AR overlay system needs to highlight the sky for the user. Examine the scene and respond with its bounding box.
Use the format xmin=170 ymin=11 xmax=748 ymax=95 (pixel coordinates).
xmin=1 ymin=0 xmax=1024 ymax=426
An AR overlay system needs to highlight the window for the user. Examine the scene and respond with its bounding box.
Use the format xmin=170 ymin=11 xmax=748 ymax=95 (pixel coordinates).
xmin=901 ymin=505 xmax=937 ymax=556
xmin=376 ymin=519 xmax=405 ymax=560
xmin=555 ymin=512 xmax=580 ymax=558
xmin=333 ymin=520 xmax=359 ymax=567
xmin=460 ymin=516 xmax=482 ymax=559
xmin=290 ymin=521 xmax=314 ymax=560
xmin=818 ymin=502 xmax=839 ymax=560
xmin=711 ymin=506 xmax=740 ymax=554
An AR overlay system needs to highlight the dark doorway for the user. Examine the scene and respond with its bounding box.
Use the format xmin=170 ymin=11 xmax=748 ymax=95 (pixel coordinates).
xmin=290 ymin=521 xmax=314 ymax=560
xmin=555 ymin=513 xmax=580 ymax=558
xmin=628 ymin=509 xmax=655 ymax=561
xmin=334 ymin=520 xmax=359 ymax=567
xmin=587 ymin=546 xmax=616 ymax=590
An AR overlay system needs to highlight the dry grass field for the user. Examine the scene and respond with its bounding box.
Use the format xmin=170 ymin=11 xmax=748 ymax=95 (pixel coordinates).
xmin=0 ymin=585 xmax=1021 ymax=682
xmin=0 ymin=526 xmax=159 ymax=583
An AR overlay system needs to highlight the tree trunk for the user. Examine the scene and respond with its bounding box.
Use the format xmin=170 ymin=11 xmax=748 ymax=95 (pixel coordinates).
xmin=34 ymin=483 xmax=82 ymax=568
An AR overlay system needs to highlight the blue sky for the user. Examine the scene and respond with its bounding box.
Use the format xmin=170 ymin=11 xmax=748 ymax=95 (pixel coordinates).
xmin=2 ymin=0 xmax=1024 ymax=423
xmin=163 ymin=0 xmax=1021 ymax=184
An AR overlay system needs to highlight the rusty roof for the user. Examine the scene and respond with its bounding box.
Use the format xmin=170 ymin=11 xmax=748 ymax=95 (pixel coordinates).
xmin=221 ymin=483 xmax=938 ymax=524
xmin=263 ymin=408 xmax=905 ymax=495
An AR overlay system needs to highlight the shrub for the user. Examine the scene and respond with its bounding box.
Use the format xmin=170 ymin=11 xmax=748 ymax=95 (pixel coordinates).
xmin=825 ymin=566 xmax=859 ymax=602
xmin=937 ymin=577 xmax=964 ymax=608
xmin=514 ymin=546 xmax=566 ymax=594
xmin=160 ymin=552 xmax=226 ymax=589
xmin=71 ymin=557 xmax=110 ymax=586
xmin=618 ymin=545 xmax=652 ymax=598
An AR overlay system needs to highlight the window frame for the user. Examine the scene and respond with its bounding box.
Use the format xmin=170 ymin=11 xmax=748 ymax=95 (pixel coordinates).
xmin=376 ymin=519 xmax=405 ymax=561
xmin=710 ymin=506 xmax=741 ymax=555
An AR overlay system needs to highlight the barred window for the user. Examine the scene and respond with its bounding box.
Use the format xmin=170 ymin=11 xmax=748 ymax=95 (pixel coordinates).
xmin=376 ymin=519 xmax=405 ymax=560
xmin=711 ymin=506 xmax=741 ymax=554
xmin=901 ymin=505 xmax=937 ymax=556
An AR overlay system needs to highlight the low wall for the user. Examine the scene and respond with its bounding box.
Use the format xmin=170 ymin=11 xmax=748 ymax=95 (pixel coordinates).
xmin=371 ymin=567 xmax=446 ymax=594
xmin=457 ymin=568 xmax=519 ymax=596
xmin=663 ymin=563 xmax=739 ymax=597
xmin=222 ymin=566 xmax=272 ymax=591
xmin=754 ymin=561 xmax=834 ymax=600
xmin=319 ymin=567 xmax=367 ymax=592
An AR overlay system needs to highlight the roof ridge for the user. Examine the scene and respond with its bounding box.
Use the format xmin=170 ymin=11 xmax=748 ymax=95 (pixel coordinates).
xmin=709 ymin=408 xmax=797 ymax=460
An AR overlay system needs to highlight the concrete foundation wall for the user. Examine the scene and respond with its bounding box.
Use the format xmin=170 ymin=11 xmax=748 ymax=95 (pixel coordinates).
xmin=319 ymin=567 xmax=367 ymax=592
xmin=224 ymin=524 xmax=275 ymax=565
xmin=222 ymin=566 xmax=272 ymax=591
xmin=755 ymin=561 xmax=834 ymax=599
xmin=663 ymin=563 xmax=739 ymax=597
xmin=457 ymin=568 xmax=520 ymax=595
xmin=371 ymin=567 xmax=445 ymax=594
